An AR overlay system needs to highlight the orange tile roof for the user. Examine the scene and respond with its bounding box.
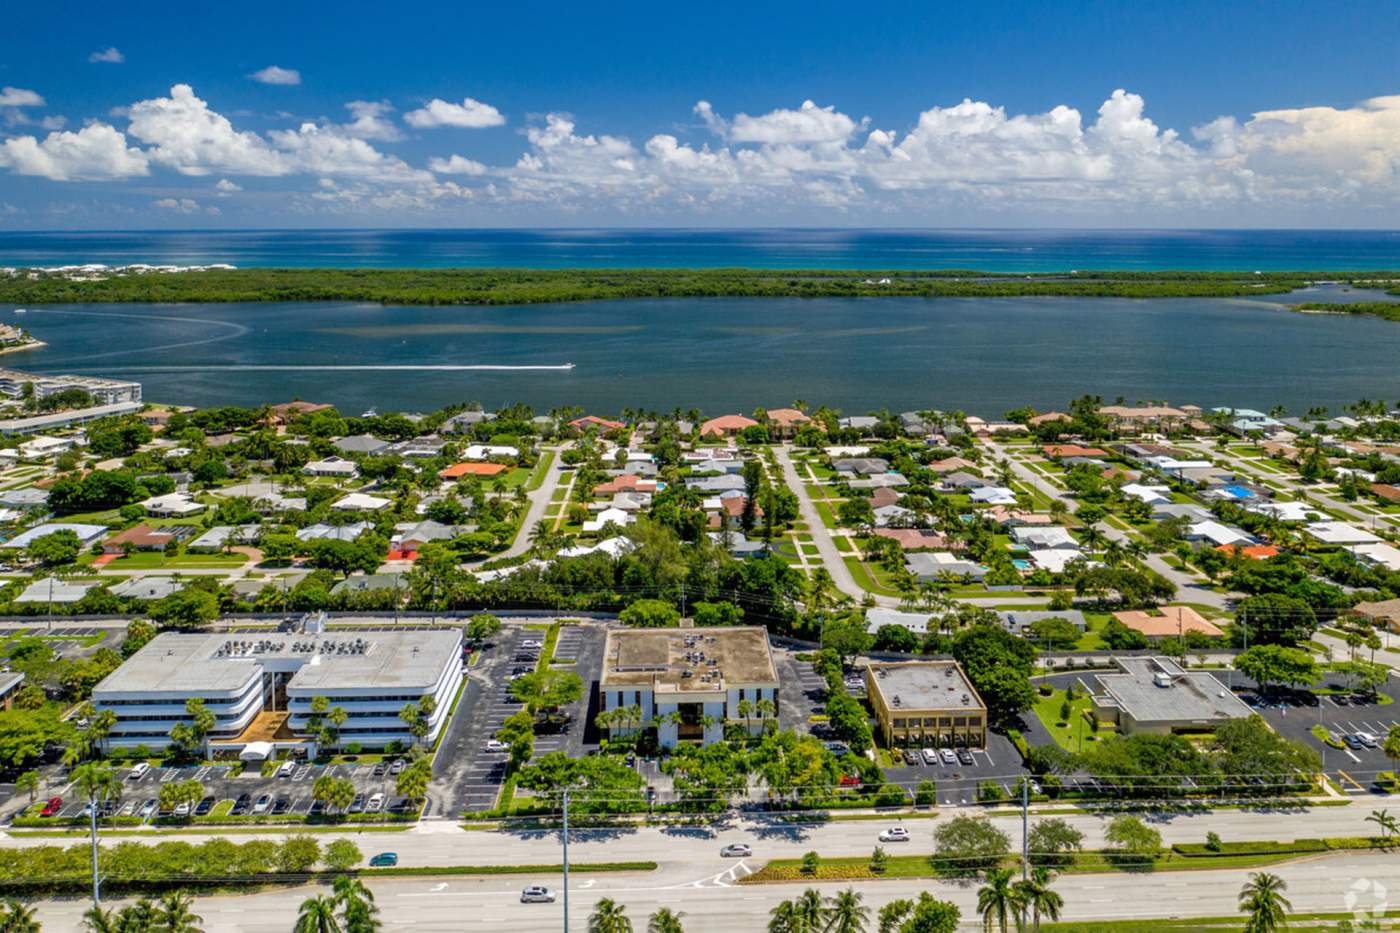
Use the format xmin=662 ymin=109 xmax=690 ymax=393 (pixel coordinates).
xmin=1215 ymin=544 xmax=1280 ymax=560
xmin=1113 ymin=606 xmax=1223 ymax=638
xmin=593 ymin=475 xmax=658 ymax=495
xmin=700 ymin=414 xmax=759 ymax=436
xmin=439 ymin=462 xmax=509 ymax=478
xmin=765 ymin=408 xmax=811 ymax=426
xmin=570 ymin=415 xmax=625 ymax=431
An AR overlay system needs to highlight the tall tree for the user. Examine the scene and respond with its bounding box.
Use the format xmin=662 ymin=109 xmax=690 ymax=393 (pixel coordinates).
xmin=1238 ymin=872 xmax=1291 ymax=933
xmin=976 ymin=868 xmax=1022 ymax=933
xmin=646 ymin=907 xmax=685 ymax=933
xmin=294 ymin=895 xmax=342 ymax=933
xmin=587 ymin=898 xmax=634 ymax=933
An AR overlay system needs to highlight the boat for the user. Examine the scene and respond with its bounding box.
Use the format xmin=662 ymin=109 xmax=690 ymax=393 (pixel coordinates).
xmin=12 ymin=309 xmax=24 ymax=315
xmin=563 ymin=362 xmax=576 ymax=369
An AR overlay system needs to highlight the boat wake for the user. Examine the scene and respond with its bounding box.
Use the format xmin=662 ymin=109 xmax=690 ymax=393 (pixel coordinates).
xmin=54 ymin=363 xmax=577 ymax=373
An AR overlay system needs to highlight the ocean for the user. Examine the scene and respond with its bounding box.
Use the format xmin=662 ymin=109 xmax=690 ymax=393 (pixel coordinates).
xmin=3 ymin=228 xmax=1400 ymax=271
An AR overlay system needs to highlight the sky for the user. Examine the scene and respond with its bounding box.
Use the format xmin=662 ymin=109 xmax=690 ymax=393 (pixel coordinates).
xmin=2 ymin=0 xmax=1399 ymax=229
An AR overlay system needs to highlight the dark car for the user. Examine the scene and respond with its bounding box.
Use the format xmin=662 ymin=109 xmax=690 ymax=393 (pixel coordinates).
xmin=956 ymin=749 xmax=975 ymax=766
xmin=348 ymin=793 xmax=366 ymax=814
xmin=309 ymin=800 xmax=326 ymax=816
xmin=230 ymin=793 xmax=252 ymax=815
xmin=272 ymin=797 xmax=291 ymax=815
xmin=368 ymin=852 xmax=398 ymax=867
xmin=1342 ymin=734 xmax=1364 ymax=749
xmin=372 ymin=762 xmax=388 ymax=778
xmin=194 ymin=797 xmax=215 ymax=816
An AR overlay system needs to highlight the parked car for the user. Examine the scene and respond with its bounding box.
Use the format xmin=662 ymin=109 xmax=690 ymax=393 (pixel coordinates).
xmin=194 ymin=797 xmax=215 ymax=816
xmin=117 ymin=801 xmax=136 ymax=818
xmin=366 ymin=793 xmax=385 ymax=812
xmin=128 ymin=763 xmax=150 ymax=781
xmin=252 ymin=794 xmax=273 ymax=815
xmin=389 ymin=759 xmax=406 ymax=775
xmin=372 ymin=762 xmax=388 ymax=777
xmin=520 ymin=886 xmax=556 ymax=904
xmin=349 ymin=793 xmax=366 ymax=814
xmin=719 ymin=843 xmax=752 ymax=857
xmin=277 ymin=761 xmax=296 ymax=778
xmin=368 ymin=852 xmax=398 ymax=867
xmin=1343 ymin=734 xmax=1364 ymax=749
xmin=878 ymin=827 xmax=910 ymax=843
xmin=921 ymin=748 xmax=939 ymax=764
xmin=484 ymin=739 xmax=509 ymax=753
xmin=940 ymin=748 xmax=956 ymax=765
xmin=174 ymin=801 xmax=192 ymax=817
xmin=838 ymin=774 xmax=861 ymax=787
xmin=824 ymin=741 xmax=849 ymax=756
xmin=272 ymin=797 xmax=291 ymax=815
xmin=309 ymin=800 xmax=325 ymax=816
xmin=231 ymin=794 xmax=252 ymax=815
xmin=139 ymin=799 xmax=158 ymax=818
xmin=956 ymin=749 xmax=975 ymax=766
xmin=40 ymin=797 xmax=63 ymax=817
xmin=1356 ymin=731 xmax=1379 ymax=748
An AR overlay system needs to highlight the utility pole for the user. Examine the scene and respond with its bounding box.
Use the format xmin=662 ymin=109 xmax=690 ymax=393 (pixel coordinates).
xmin=678 ymin=581 xmax=686 ymax=620
xmin=561 ymin=787 xmax=570 ymax=932
xmin=89 ymin=793 xmax=101 ymax=907
xmin=1021 ymin=777 xmax=1029 ymax=880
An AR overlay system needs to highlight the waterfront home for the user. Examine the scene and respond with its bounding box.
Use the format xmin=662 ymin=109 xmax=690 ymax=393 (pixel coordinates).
xmin=838 ymin=415 xmax=880 ymax=432
xmin=569 ymin=415 xmax=625 ymax=432
xmin=1028 ymin=411 xmax=1071 ymax=427
xmin=302 ymin=456 xmax=359 ymax=479
xmin=332 ymin=434 xmax=390 ymax=456
xmin=1113 ymin=606 xmax=1223 ymax=639
xmin=900 ymin=412 xmax=935 ymax=435
xmin=267 ymin=401 xmax=333 ymax=425
xmin=139 ymin=492 xmax=204 ymax=518
xmin=1097 ymin=404 xmax=1190 ymax=432
xmin=331 ymin=492 xmax=392 ymax=513
xmin=699 ymin=414 xmax=759 ymax=438
xmin=441 ymin=410 xmax=495 ymax=433
xmin=388 ymin=435 xmax=449 ymax=458
xmin=763 ymin=408 xmax=812 ymax=438
xmin=1306 ymin=521 xmax=1381 ymax=546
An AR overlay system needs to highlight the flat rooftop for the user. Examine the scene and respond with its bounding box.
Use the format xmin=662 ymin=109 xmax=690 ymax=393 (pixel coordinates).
xmin=866 ymin=661 xmax=984 ymax=711
xmin=600 ymin=626 xmax=777 ymax=692
xmin=94 ymin=629 xmax=459 ymax=696
xmin=1094 ymin=657 xmax=1253 ymax=724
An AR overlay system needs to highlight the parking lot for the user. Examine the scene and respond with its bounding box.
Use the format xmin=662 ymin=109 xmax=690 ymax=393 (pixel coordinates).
xmin=882 ymin=732 xmax=1028 ymax=805
xmin=771 ymin=648 xmax=828 ymax=734
xmin=432 ymin=621 xmax=606 ymax=816
xmin=1252 ymin=684 xmax=1400 ymax=794
xmin=35 ymin=759 xmax=413 ymax=823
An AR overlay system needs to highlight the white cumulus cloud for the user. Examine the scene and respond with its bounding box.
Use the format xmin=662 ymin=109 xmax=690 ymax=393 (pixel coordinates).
xmin=89 ymin=47 xmax=124 ymax=64
xmin=342 ymin=101 xmax=402 ymax=141
xmin=215 ymin=178 xmax=241 ymax=194
xmin=153 ymin=197 xmax=199 ymax=213
xmin=0 ymin=87 xmax=44 ymax=108
xmin=404 ymin=97 xmax=505 ymax=129
xmin=729 ymin=99 xmax=861 ymax=145
xmin=249 ymin=66 xmax=301 ymax=86
xmin=0 ymin=123 xmax=149 ymax=181
xmin=428 ymin=154 xmax=488 ymax=175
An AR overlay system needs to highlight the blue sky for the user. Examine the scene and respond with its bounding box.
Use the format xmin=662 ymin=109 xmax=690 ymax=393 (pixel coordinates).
xmin=2 ymin=0 xmax=1398 ymax=228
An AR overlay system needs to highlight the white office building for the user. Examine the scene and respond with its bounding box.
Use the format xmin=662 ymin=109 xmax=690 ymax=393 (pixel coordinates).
xmin=92 ymin=629 xmax=463 ymax=757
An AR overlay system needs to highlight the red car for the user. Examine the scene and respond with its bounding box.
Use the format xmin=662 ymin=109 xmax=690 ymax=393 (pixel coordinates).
xmin=40 ymin=796 xmax=63 ymax=817
xmin=838 ymin=775 xmax=862 ymax=788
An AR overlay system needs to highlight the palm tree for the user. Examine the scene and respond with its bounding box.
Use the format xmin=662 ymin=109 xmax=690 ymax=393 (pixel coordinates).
xmin=294 ymin=895 xmax=343 ymax=933
xmin=646 ymin=907 xmax=685 ymax=933
xmin=114 ymin=899 xmax=158 ymax=931
xmin=156 ymin=892 xmax=203 ymax=933
xmin=82 ymin=905 xmax=118 ymax=932
xmin=14 ymin=770 xmax=40 ymax=807
xmin=587 ymin=897 xmax=634 ymax=933
xmin=332 ymin=875 xmax=378 ymax=932
xmin=0 ymin=900 xmax=41 ymax=933
xmin=1365 ymin=808 xmax=1398 ymax=839
xmin=792 ymin=888 xmax=826 ymax=931
xmin=825 ymin=888 xmax=870 ymax=933
xmin=1238 ymin=872 xmax=1291 ymax=933
xmin=977 ymin=868 xmax=1021 ymax=933
xmin=1011 ymin=867 xmax=1063 ymax=932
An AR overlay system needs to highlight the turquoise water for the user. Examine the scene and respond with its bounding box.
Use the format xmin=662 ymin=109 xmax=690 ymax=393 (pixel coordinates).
xmin=3 ymin=228 xmax=1400 ymax=271
xmin=10 ymin=286 xmax=1400 ymax=415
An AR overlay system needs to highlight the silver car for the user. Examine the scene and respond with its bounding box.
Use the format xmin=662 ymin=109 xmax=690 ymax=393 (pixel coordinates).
xmin=521 ymin=885 xmax=556 ymax=903
xmin=720 ymin=843 xmax=752 ymax=857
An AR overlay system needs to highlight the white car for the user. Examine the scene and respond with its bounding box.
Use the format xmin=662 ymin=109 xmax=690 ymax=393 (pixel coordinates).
xmin=521 ymin=639 xmax=544 ymax=649
xmin=940 ymin=748 xmax=957 ymax=765
xmin=878 ymin=827 xmax=911 ymax=843
xmin=128 ymin=763 xmax=150 ymax=781
xmin=720 ymin=843 xmax=752 ymax=857
xmin=366 ymin=792 xmax=385 ymax=812
xmin=921 ymin=748 xmax=938 ymax=764
xmin=252 ymin=794 xmax=272 ymax=815
xmin=1355 ymin=731 xmax=1379 ymax=748
xmin=521 ymin=885 xmax=556 ymax=903
xmin=174 ymin=801 xmax=192 ymax=817
xmin=484 ymin=739 xmax=509 ymax=753
xmin=117 ymin=801 xmax=136 ymax=818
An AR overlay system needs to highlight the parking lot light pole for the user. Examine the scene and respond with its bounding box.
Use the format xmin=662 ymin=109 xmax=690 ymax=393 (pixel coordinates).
xmin=562 ymin=787 xmax=570 ymax=932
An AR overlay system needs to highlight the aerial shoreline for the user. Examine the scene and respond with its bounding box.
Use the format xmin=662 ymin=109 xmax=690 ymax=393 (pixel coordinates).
xmin=2 ymin=266 xmax=1400 ymax=308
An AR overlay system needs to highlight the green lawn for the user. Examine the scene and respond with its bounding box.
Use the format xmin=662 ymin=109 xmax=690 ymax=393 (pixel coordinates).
xmin=1032 ymin=686 xmax=1108 ymax=752
xmin=102 ymin=550 xmax=248 ymax=569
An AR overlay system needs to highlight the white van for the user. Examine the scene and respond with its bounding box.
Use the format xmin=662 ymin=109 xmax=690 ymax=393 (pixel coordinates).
xmin=277 ymin=761 xmax=296 ymax=778
xmin=128 ymin=763 xmax=150 ymax=781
